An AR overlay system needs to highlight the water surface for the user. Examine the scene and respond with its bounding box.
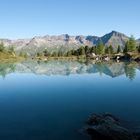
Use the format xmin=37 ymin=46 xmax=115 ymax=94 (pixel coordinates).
xmin=0 ymin=60 xmax=140 ymax=140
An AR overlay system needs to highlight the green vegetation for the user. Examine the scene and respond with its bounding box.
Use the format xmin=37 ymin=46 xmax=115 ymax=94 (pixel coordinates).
xmin=34 ymin=36 xmax=140 ymax=61
xmin=137 ymin=45 xmax=140 ymax=53
xmin=0 ymin=36 xmax=140 ymax=62
xmin=0 ymin=43 xmax=5 ymax=52
xmin=117 ymin=45 xmax=121 ymax=53
xmin=123 ymin=36 xmax=137 ymax=53
xmin=0 ymin=43 xmax=25 ymax=62
xmin=105 ymin=45 xmax=114 ymax=54
xmin=96 ymin=42 xmax=105 ymax=55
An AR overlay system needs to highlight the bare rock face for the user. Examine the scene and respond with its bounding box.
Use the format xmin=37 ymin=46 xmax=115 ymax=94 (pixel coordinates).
xmin=85 ymin=113 xmax=140 ymax=140
xmin=0 ymin=31 xmax=138 ymax=55
xmin=101 ymin=31 xmax=129 ymax=50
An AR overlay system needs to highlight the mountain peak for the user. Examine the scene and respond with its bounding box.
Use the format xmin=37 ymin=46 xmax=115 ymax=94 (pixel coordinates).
xmin=111 ymin=30 xmax=118 ymax=34
xmin=110 ymin=31 xmax=127 ymax=37
xmin=101 ymin=31 xmax=129 ymax=47
xmin=0 ymin=31 xmax=138 ymax=55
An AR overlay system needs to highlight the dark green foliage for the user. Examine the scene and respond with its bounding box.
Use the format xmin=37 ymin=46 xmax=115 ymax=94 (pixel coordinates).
xmin=19 ymin=52 xmax=27 ymax=58
xmin=0 ymin=43 xmax=5 ymax=52
xmin=8 ymin=46 xmax=15 ymax=54
xmin=79 ymin=46 xmax=85 ymax=55
xmin=117 ymin=45 xmax=121 ymax=53
xmin=40 ymin=37 xmax=138 ymax=59
xmin=124 ymin=36 xmax=136 ymax=53
xmin=105 ymin=47 xmax=109 ymax=54
xmin=85 ymin=46 xmax=90 ymax=54
xmin=105 ymin=45 xmax=114 ymax=54
xmin=37 ymin=52 xmax=42 ymax=57
xmin=109 ymin=45 xmax=114 ymax=54
xmin=51 ymin=52 xmax=58 ymax=57
xmin=123 ymin=42 xmax=128 ymax=53
xmin=137 ymin=45 xmax=140 ymax=53
xmin=90 ymin=46 xmax=96 ymax=54
xmin=67 ymin=51 xmax=72 ymax=57
xmin=43 ymin=49 xmax=49 ymax=57
xmin=96 ymin=42 xmax=105 ymax=55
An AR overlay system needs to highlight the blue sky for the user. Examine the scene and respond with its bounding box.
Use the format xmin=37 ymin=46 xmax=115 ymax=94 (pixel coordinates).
xmin=0 ymin=0 xmax=140 ymax=39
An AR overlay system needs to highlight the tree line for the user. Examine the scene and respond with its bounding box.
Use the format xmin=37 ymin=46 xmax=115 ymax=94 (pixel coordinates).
xmin=0 ymin=36 xmax=140 ymax=58
xmin=41 ymin=36 xmax=140 ymax=57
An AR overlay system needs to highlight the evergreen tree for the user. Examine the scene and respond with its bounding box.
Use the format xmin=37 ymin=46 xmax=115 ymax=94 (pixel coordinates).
xmin=123 ymin=42 xmax=128 ymax=53
xmin=67 ymin=51 xmax=72 ymax=57
xmin=108 ymin=45 xmax=114 ymax=54
xmin=70 ymin=49 xmax=74 ymax=55
xmin=37 ymin=52 xmax=42 ymax=57
xmin=0 ymin=43 xmax=5 ymax=52
xmin=124 ymin=36 xmax=136 ymax=53
xmin=73 ymin=49 xmax=79 ymax=56
xmin=79 ymin=46 xmax=85 ymax=55
xmin=51 ymin=52 xmax=58 ymax=57
xmin=117 ymin=45 xmax=121 ymax=53
xmin=96 ymin=42 xmax=105 ymax=55
xmin=105 ymin=46 xmax=109 ymax=54
xmin=137 ymin=45 xmax=140 ymax=53
xmin=90 ymin=46 xmax=96 ymax=54
xmin=85 ymin=46 xmax=89 ymax=55
xmin=43 ymin=49 xmax=48 ymax=56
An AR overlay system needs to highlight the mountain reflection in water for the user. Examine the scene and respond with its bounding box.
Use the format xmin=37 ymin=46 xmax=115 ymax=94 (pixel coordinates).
xmin=0 ymin=60 xmax=140 ymax=80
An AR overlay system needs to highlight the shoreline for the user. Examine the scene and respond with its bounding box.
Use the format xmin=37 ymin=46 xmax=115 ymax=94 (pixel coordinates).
xmin=34 ymin=53 xmax=140 ymax=63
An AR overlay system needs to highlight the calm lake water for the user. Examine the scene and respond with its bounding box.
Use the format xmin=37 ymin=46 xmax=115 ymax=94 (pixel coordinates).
xmin=0 ymin=60 xmax=140 ymax=140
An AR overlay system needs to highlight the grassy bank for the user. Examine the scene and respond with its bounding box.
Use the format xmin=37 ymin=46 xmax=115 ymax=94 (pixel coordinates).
xmin=0 ymin=52 xmax=25 ymax=63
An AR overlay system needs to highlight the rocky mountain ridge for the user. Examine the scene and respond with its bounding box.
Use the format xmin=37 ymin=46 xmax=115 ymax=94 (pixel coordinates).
xmin=0 ymin=31 xmax=139 ymax=55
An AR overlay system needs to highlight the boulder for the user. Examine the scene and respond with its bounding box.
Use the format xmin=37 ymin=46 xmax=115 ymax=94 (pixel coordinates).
xmin=84 ymin=113 xmax=140 ymax=140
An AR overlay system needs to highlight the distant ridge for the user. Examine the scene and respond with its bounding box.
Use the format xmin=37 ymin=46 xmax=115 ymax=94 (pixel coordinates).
xmin=0 ymin=31 xmax=139 ymax=55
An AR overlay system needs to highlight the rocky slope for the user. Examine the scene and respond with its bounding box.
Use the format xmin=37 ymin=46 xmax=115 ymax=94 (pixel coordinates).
xmin=0 ymin=31 xmax=138 ymax=55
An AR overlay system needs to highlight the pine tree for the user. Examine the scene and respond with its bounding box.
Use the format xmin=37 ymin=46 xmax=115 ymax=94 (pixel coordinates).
xmin=108 ymin=45 xmax=114 ymax=54
xmin=85 ymin=46 xmax=89 ymax=55
xmin=0 ymin=43 xmax=5 ymax=52
xmin=96 ymin=42 xmax=105 ymax=55
xmin=44 ymin=49 xmax=48 ymax=56
xmin=117 ymin=45 xmax=121 ymax=53
xmin=124 ymin=36 xmax=136 ymax=53
xmin=137 ymin=45 xmax=140 ymax=53
xmin=80 ymin=46 xmax=85 ymax=55
xmin=105 ymin=46 xmax=109 ymax=54
xmin=67 ymin=51 xmax=72 ymax=57
xmin=123 ymin=42 xmax=128 ymax=53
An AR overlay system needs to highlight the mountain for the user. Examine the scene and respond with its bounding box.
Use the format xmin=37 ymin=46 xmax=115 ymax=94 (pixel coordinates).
xmin=100 ymin=31 xmax=129 ymax=50
xmin=0 ymin=31 xmax=136 ymax=55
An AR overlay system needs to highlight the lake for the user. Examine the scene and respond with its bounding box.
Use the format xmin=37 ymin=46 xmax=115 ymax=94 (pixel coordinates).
xmin=0 ymin=60 xmax=140 ymax=140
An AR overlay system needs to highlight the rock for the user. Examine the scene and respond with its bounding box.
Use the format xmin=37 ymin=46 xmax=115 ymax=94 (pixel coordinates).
xmin=0 ymin=31 xmax=131 ymax=55
xmin=134 ymin=57 xmax=140 ymax=62
xmin=84 ymin=113 xmax=140 ymax=140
